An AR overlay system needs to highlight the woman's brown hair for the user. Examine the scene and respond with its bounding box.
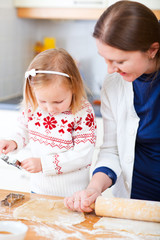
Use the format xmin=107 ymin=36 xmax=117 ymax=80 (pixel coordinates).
xmin=23 ymin=48 xmax=86 ymax=114
xmin=93 ymin=1 xmax=160 ymax=67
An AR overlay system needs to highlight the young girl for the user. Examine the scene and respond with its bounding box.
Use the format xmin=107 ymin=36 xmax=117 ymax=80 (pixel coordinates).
xmin=0 ymin=48 xmax=97 ymax=197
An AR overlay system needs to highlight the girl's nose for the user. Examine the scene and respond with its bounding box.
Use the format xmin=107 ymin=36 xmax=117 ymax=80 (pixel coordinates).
xmin=47 ymin=104 xmax=56 ymax=113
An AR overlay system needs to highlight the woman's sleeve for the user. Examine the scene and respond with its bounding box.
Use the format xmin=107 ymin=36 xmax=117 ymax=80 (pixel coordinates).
xmin=41 ymin=102 xmax=97 ymax=176
xmin=93 ymin=77 xmax=122 ymax=177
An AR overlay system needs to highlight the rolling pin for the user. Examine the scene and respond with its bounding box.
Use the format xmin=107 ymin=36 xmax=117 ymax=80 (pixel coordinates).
xmin=91 ymin=196 xmax=160 ymax=222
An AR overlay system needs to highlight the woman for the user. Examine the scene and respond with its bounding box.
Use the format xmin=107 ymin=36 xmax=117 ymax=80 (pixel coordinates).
xmin=64 ymin=0 xmax=160 ymax=212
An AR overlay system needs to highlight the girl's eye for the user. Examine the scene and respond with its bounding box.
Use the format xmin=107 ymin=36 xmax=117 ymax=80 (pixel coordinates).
xmin=117 ymin=61 xmax=124 ymax=64
xmin=55 ymin=101 xmax=63 ymax=104
xmin=39 ymin=101 xmax=46 ymax=104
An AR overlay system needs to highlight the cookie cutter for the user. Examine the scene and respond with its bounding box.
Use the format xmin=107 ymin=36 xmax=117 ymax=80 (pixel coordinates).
xmin=0 ymin=193 xmax=25 ymax=207
xmin=0 ymin=154 xmax=21 ymax=169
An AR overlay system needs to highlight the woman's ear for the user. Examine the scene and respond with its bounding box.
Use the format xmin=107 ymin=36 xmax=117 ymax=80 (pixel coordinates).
xmin=147 ymin=42 xmax=159 ymax=59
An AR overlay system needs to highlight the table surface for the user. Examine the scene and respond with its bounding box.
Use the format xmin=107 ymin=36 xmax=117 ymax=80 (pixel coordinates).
xmin=0 ymin=189 xmax=156 ymax=240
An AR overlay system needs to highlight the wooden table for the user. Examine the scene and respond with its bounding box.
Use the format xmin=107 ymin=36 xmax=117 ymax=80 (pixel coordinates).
xmin=0 ymin=189 xmax=154 ymax=239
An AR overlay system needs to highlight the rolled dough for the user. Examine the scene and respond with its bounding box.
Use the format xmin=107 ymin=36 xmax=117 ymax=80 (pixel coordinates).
xmin=94 ymin=217 xmax=160 ymax=236
xmin=13 ymin=198 xmax=85 ymax=226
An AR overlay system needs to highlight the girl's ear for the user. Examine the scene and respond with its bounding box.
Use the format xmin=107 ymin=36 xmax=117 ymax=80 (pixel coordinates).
xmin=147 ymin=42 xmax=159 ymax=59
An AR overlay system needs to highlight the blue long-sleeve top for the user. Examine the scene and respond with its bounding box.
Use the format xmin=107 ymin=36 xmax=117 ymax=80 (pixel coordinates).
xmin=131 ymin=71 xmax=160 ymax=201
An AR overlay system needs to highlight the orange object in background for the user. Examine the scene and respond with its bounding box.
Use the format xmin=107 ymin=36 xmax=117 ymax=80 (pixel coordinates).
xmin=34 ymin=37 xmax=56 ymax=55
xmin=43 ymin=37 xmax=56 ymax=50
xmin=34 ymin=41 xmax=44 ymax=55
xmin=93 ymin=99 xmax=101 ymax=105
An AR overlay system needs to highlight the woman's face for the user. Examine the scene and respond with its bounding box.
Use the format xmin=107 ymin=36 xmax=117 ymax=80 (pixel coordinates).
xmin=96 ymin=39 xmax=156 ymax=82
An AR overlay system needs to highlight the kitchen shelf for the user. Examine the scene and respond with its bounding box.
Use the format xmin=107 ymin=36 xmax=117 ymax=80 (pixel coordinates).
xmin=15 ymin=8 xmax=160 ymax=20
xmin=15 ymin=8 xmax=106 ymax=20
xmin=153 ymin=10 xmax=160 ymax=19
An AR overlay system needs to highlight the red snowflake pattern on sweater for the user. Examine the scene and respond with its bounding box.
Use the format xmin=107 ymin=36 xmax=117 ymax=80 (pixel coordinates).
xmin=85 ymin=113 xmax=94 ymax=127
xmin=43 ymin=116 xmax=57 ymax=130
xmin=67 ymin=122 xmax=74 ymax=133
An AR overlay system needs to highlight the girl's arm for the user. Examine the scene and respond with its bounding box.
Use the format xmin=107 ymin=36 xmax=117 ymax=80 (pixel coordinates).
xmin=9 ymin=109 xmax=30 ymax=151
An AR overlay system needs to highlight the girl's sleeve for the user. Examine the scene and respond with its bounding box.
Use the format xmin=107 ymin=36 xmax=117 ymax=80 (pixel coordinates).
xmin=41 ymin=102 xmax=97 ymax=176
xmin=10 ymin=110 xmax=30 ymax=151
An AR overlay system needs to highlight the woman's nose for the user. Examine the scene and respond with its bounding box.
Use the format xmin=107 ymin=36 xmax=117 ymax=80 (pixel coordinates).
xmin=107 ymin=62 xmax=118 ymax=74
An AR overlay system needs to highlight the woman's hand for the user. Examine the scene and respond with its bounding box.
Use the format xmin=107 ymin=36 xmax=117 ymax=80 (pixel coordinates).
xmin=64 ymin=187 xmax=101 ymax=213
xmin=64 ymin=172 xmax=112 ymax=212
xmin=0 ymin=140 xmax=17 ymax=154
xmin=21 ymin=158 xmax=42 ymax=173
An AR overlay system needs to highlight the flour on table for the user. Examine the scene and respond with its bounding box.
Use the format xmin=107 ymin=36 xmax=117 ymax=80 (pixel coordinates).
xmin=31 ymin=224 xmax=84 ymax=240
xmin=94 ymin=217 xmax=160 ymax=236
xmin=13 ymin=198 xmax=85 ymax=226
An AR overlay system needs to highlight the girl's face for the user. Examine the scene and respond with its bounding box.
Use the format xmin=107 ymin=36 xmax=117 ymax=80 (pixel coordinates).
xmin=96 ymin=39 xmax=156 ymax=82
xmin=34 ymin=81 xmax=73 ymax=115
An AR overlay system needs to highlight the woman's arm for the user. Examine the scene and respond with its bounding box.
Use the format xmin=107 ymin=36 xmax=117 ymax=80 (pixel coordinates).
xmin=64 ymin=75 xmax=122 ymax=212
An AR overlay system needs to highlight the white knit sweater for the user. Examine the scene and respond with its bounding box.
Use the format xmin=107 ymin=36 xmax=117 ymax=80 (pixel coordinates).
xmin=95 ymin=73 xmax=139 ymax=198
xmin=11 ymin=99 xmax=97 ymax=197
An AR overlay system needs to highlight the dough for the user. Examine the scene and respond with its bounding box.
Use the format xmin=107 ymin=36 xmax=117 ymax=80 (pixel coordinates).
xmin=94 ymin=217 xmax=160 ymax=236
xmin=13 ymin=198 xmax=85 ymax=226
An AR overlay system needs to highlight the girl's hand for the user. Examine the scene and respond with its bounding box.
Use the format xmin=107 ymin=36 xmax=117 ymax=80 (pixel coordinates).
xmin=0 ymin=140 xmax=17 ymax=154
xmin=21 ymin=158 xmax=42 ymax=173
xmin=64 ymin=188 xmax=101 ymax=213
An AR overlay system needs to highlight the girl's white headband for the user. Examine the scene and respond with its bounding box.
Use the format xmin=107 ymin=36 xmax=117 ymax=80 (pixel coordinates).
xmin=25 ymin=69 xmax=70 ymax=79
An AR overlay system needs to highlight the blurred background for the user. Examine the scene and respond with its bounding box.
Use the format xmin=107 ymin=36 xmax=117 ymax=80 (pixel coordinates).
xmin=0 ymin=0 xmax=108 ymax=108
xmin=0 ymin=0 xmax=159 ymax=109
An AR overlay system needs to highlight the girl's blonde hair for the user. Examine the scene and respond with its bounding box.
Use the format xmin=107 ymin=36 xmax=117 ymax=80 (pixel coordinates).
xmin=23 ymin=48 xmax=86 ymax=114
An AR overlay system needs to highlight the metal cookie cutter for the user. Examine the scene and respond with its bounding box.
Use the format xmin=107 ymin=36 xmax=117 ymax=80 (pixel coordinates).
xmin=0 ymin=154 xmax=21 ymax=169
xmin=0 ymin=193 xmax=25 ymax=207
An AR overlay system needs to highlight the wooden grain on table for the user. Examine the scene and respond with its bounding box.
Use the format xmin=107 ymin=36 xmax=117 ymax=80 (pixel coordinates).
xmin=0 ymin=189 xmax=149 ymax=239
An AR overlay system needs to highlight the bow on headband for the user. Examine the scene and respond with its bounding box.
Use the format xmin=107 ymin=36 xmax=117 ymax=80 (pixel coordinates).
xmin=25 ymin=69 xmax=70 ymax=79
